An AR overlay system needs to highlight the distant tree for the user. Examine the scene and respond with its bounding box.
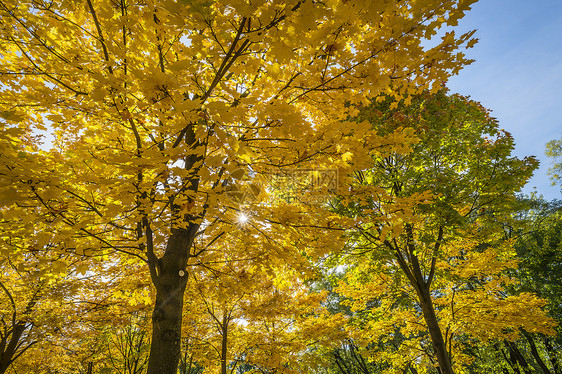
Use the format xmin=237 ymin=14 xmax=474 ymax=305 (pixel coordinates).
xmin=103 ymin=314 xmax=150 ymax=374
xmin=510 ymin=198 xmax=562 ymax=374
xmin=546 ymin=138 xmax=562 ymax=188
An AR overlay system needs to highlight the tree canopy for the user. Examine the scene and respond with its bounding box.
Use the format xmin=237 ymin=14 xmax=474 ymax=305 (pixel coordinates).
xmin=0 ymin=1 xmax=558 ymax=373
xmin=327 ymin=91 xmax=552 ymax=374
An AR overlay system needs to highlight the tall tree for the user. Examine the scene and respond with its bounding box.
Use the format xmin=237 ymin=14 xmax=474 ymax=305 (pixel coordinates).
xmin=0 ymin=1 xmax=477 ymax=372
xmin=332 ymin=91 xmax=553 ymax=374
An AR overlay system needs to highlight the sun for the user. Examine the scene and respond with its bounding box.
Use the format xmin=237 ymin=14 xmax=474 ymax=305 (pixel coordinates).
xmin=238 ymin=213 xmax=249 ymax=224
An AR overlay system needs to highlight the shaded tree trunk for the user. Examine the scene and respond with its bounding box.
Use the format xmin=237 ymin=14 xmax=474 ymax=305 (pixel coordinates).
xmin=522 ymin=330 xmax=552 ymax=374
xmin=0 ymin=323 xmax=31 ymax=374
xmin=542 ymin=336 xmax=562 ymax=374
xmin=497 ymin=342 xmax=521 ymax=374
xmin=0 ymin=287 xmax=40 ymax=374
xmin=146 ymin=229 xmax=191 ymax=374
xmin=334 ymin=350 xmax=352 ymax=374
xmin=504 ymin=340 xmax=532 ymax=374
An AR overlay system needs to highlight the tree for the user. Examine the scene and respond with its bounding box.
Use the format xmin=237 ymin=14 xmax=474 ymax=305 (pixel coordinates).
xmin=454 ymin=198 xmax=562 ymax=374
xmin=0 ymin=201 xmax=87 ymax=373
xmin=0 ymin=1 xmax=478 ymax=372
xmin=0 ymin=262 xmax=44 ymax=373
xmin=331 ymin=91 xmax=553 ymax=374
xmin=546 ymin=137 xmax=562 ymax=188
xmin=0 ymin=226 xmax=151 ymax=374
xmin=507 ymin=198 xmax=562 ymax=374
xmin=176 ymin=231 xmax=346 ymax=374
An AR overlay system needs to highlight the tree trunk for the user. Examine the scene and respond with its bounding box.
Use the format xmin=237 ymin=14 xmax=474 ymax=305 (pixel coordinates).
xmin=146 ymin=229 xmax=191 ymax=374
xmin=504 ymin=340 xmax=532 ymax=374
xmin=542 ymin=336 xmax=562 ymax=374
xmin=415 ymin=285 xmax=454 ymax=374
xmin=221 ymin=314 xmax=228 ymax=374
xmin=495 ymin=342 xmax=520 ymax=374
xmin=522 ymin=330 xmax=552 ymax=374
xmin=334 ymin=350 xmax=352 ymax=374
xmin=399 ymin=226 xmax=452 ymax=374
xmin=0 ymin=323 xmax=29 ymax=374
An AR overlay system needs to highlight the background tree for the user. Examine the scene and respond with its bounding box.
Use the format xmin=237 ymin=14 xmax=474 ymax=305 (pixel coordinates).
xmin=513 ymin=198 xmax=562 ymax=373
xmin=0 ymin=202 xmax=90 ymax=373
xmin=330 ymin=91 xmax=553 ymax=374
xmin=545 ymin=138 xmax=562 ymax=187
xmin=496 ymin=198 xmax=562 ymax=374
xmin=101 ymin=313 xmax=151 ymax=374
xmin=175 ymin=229 xmax=346 ymax=374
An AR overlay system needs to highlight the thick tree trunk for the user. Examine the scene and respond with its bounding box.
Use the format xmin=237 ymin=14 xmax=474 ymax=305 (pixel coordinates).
xmin=146 ymin=229 xmax=191 ymax=374
xmin=147 ymin=288 xmax=185 ymax=374
xmin=416 ymin=285 xmax=454 ymax=374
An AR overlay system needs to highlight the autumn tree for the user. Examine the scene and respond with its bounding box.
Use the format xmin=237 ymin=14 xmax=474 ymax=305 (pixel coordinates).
xmin=173 ymin=222 xmax=345 ymax=374
xmin=0 ymin=259 xmax=44 ymax=373
xmin=0 ymin=0 xmax=478 ymax=372
xmin=0 ymin=185 xmax=92 ymax=373
xmin=331 ymin=91 xmax=554 ymax=374
xmin=102 ymin=314 xmax=151 ymax=374
xmin=448 ymin=197 xmax=562 ymax=374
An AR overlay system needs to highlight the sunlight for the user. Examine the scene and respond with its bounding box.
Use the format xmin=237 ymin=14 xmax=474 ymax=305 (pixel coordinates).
xmin=238 ymin=213 xmax=249 ymax=224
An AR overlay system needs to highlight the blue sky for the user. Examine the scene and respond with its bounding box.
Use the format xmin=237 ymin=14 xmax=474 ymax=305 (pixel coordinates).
xmin=446 ymin=0 xmax=562 ymax=201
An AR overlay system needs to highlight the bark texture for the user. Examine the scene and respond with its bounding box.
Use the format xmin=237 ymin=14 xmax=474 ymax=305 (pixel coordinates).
xmin=146 ymin=229 xmax=191 ymax=374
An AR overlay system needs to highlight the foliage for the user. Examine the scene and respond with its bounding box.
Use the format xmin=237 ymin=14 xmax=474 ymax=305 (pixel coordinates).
xmin=102 ymin=314 xmax=151 ymax=374
xmin=514 ymin=199 xmax=562 ymax=330
xmin=330 ymin=91 xmax=553 ymax=374
xmin=545 ymin=138 xmax=562 ymax=187
xmin=4 ymin=0 xmax=536 ymax=374
xmin=0 ymin=0 xmax=507 ymax=372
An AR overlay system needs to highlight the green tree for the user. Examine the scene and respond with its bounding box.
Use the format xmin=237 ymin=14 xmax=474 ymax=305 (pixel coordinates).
xmin=510 ymin=198 xmax=562 ymax=374
xmin=461 ymin=198 xmax=562 ymax=374
xmin=332 ymin=91 xmax=552 ymax=374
